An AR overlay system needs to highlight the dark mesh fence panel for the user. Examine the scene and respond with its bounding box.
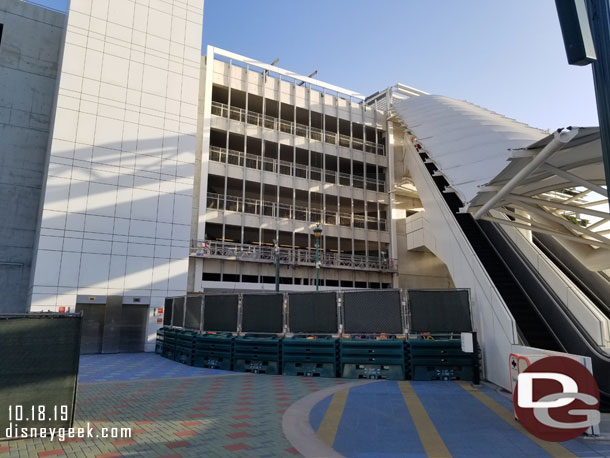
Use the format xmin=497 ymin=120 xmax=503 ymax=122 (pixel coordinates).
xmin=343 ymin=290 xmax=402 ymax=334
xmin=185 ymin=296 xmax=202 ymax=330
xmin=408 ymin=289 xmax=472 ymax=333
xmin=242 ymin=294 xmax=283 ymax=333
xmin=163 ymin=297 xmax=173 ymax=326
xmin=288 ymin=292 xmax=337 ymax=333
xmin=0 ymin=315 xmax=81 ymax=439
xmin=172 ymin=296 xmax=185 ymax=327
xmin=203 ymin=294 xmax=238 ymax=332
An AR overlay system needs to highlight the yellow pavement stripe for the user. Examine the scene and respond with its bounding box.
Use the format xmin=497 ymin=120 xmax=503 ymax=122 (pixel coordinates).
xmin=455 ymin=381 xmax=578 ymax=458
xmin=316 ymin=388 xmax=350 ymax=447
xmin=398 ymin=381 xmax=452 ymax=457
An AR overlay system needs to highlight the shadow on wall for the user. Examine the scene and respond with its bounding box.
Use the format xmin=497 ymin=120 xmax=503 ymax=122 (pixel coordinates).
xmin=30 ymin=134 xmax=198 ymax=309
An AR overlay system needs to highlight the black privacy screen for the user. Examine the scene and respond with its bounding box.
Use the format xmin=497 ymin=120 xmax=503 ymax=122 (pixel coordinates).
xmin=185 ymin=296 xmax=202 ymax=330
xmin=343 ymin=290 xmax=403 ymax=334
xmin=408 ymin=289 xmax=472 ymax=333
xmin=288 ymin=292 xmax=337 ymax=333
xmin=0 ymin=315 xmax=81 ymax=439
xmin=172 ymin=296 xmax=185 ymax=327
xmin=241 ymin=293 xmax=283 ymax=333
xmin=203 ymin=294 xmax=239 ymax=332
xmin=163 ymin=297 xmax=173 ymax=326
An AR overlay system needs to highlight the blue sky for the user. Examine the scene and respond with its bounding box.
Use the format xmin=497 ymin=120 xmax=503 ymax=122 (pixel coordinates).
xmin=29 ymin=0 xmax=598 ymax=130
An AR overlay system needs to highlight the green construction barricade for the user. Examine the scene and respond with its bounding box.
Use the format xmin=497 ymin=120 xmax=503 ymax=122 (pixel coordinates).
xmin=193 ymin=333 xmax=234 ymax=370
xmin=161 ymin=328 xmax=178 ymax=360
xmin=340 ymin=338 xmax=406 ymax=380
xmin=233 ymin=336 xmax=282 ymax=375
xmin=155 ymin=327 xmax=167 ymax=354
xmin=408 ymin=339 xmax=476 ymax=381
xmin=174 ymin=330 xmax=197 ymax=365
xmin=282 ymin=337 xmax=338 ymax=377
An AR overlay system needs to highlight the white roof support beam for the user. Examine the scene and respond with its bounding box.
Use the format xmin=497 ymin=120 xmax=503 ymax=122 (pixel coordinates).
xmin=564 ymin=189 xmax=592 ymax=204
xmin=474 ymin=128 xmax=579 ymax=219
xmin=588 ymin=218 xmax=610 ymax=231
xmin=540 ymin=163 xmax=608 ymax=197
xmin=579 ymin=199 xmax=609 ymax=208
xmin=497 ymin=208 xmax=560 ymax=232
xmin=510 ymin=194 xmax=610 ymax=220
xmin=480 ymin=216 xmax=610 ymax=247
xmin=512 ymin=200 xmax=610 ymax=246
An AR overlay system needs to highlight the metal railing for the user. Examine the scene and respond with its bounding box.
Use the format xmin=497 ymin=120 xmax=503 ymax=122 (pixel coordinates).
xmin=209 ymin=146 xmax=385 ymax=192
xmin=211 ymin=101 xmax=385 ymax=156
xmin=191 ymin=240 xmax=397 ymax=272
xmin=207 ymin=192 xmax=387 ymax=231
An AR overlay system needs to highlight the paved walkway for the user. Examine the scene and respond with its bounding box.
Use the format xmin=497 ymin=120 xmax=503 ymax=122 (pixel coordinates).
xmin=309 ymin=381 xmax=610 ymax=458
xmin=1 ymin=353 xmax=609 ymax=457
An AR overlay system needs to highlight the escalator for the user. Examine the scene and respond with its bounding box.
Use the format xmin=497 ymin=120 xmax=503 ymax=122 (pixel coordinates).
xmin=534 ymin=233 xmax=610 ymax=320
xmin=419 ymin=151 xmax=610 ymax=408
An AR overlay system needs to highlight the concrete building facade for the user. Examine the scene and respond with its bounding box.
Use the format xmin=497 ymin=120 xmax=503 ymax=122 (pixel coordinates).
xmin=189 ymin=47 xmax=399 ymax=292
xmin=0 ymin=0 xmax=65 ymax=313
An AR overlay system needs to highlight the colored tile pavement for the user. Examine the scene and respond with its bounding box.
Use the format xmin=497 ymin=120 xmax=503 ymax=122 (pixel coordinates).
xmin=310 ymin=380 xmax=610 ymax=458
xmin=2 ymin=353 xmax=345 ymax=457
xmin=4 ymin=353 xmax=610 ymax=457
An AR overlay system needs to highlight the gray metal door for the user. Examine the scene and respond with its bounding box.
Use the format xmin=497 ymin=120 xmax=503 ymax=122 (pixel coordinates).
xmin=119 ymin=304 xmax=148 ymax=353
xmin=75 ymin=304 xmax=105 ymax=354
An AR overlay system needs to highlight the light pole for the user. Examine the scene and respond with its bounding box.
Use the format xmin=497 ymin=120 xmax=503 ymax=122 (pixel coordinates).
xmin=313 ymin=224 xmax=323 ymax=291
xmin=273 ymin=239 xmax=280 ymax=292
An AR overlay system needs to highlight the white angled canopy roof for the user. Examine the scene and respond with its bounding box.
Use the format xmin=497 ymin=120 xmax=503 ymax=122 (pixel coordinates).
xmin=392 ymin=95 xmax=544 ymax=206
xmin=392 ymin=94 xmax=609 ymax=268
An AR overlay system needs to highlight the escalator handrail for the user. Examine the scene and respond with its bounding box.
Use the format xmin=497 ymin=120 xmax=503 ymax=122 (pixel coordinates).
xmin=489 ymin=222 xmax=610 ymax=404
xmin=533 ymin=234 xmax=610 ymax=319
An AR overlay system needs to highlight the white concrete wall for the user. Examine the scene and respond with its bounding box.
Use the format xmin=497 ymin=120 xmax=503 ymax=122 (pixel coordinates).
xmin=30 ymin=0 xmax=204 ymax=351
xmin=0 ymin=0 xmax=65 ymax=313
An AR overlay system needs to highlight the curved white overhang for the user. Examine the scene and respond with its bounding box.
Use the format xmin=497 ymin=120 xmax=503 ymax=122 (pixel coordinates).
xmin=392 ymin=94 xmax=609 ymax=270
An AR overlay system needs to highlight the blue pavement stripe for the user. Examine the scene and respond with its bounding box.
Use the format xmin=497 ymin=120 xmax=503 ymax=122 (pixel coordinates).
xmin=333 ymin=381 xmax=427 ymax=458
xmin=479 ymin=384 xmax=610 ymax=458
xmin=310 ymin=394 xmax=333 ymax=432
xmin=78 ymin=353 xmax=229 ymax=382
xmin=411 ymin=381 xmax=551 ymax=457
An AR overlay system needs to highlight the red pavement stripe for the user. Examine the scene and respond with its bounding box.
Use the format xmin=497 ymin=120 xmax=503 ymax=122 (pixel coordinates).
xmin=235 ymin=408 xmax=251 ymax=412
xmin=286 ymin=447 xmax=300 ymax=455
xmin=232 ymin=415 xmax=251 ymax=420
xmin=37 ymin=451 xmax=64 ymax=457
xmin=132 ymin=428 xmax=147 ymax=435
xmin=59 ymin=438 xmax=82 ymax=443
xmin=181 ymin=421 xmax=202 ymax=426
xmin=95 ymin=453 xmax=122 ymax=458
xmin=0 ymin=447 xmax=9 ymax=453
xmin=223 ymin=443 xmax=250 ymax=451
xmin=175 ymin=430 xmax=197 ymax=437
xmin=166 ymin=441 xmax=190 ymax=449
xmin=230 ymin=423 xmax=251 ymax=428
